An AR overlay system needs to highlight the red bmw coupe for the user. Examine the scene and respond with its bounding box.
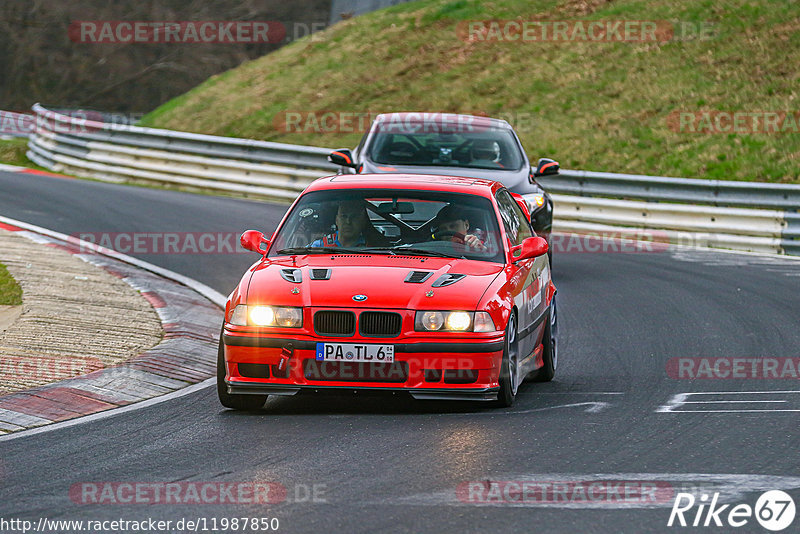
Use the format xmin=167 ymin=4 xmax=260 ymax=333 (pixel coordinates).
xmin=218 ymin=174 xmax=557 ymax=410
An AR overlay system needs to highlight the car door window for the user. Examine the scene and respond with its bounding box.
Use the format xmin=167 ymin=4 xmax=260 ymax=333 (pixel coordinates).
xmin=354 ymin=130 xmax=368 ymax=159
xmin=495 ymin=190 xmax=532 ymax=246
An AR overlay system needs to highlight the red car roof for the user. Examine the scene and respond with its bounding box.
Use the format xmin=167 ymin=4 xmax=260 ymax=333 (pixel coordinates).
xmin=307 ymin=173 xmax=505 ymax=198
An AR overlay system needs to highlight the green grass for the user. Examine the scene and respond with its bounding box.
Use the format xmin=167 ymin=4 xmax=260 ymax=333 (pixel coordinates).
xmin=0 ymin=137 xmax=76 ymax=175
xmin=0 ymin=138 xmax=31 ymax=167
xmin=140 ymin=0 xmax=800 ymax=183
xmin=0 ymin=262 xmax=22 ymax=306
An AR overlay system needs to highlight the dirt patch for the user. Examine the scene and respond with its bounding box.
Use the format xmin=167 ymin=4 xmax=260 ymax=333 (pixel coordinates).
xmin=0 ymin=229 xmax=163 ymax=395
xmin=0 ymin=305 xmax=22 ymax=333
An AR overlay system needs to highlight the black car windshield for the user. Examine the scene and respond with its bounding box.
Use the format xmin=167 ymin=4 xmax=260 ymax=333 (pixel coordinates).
xmin=269 ymin=189 xmax=506 ymax=263
xmin=366 ymin=125 xmax=524 ymax=171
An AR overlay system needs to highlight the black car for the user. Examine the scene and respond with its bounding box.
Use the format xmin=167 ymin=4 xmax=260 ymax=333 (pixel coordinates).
xmin=327 ymin=112 xmax=557 ymax=262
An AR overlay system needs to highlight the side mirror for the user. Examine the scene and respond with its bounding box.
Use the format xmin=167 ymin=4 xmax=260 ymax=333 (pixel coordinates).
xmin=513 ymin=236 xmax=548 ymax=262
xmin=509 ymin=192 xmax=532 ymax=222
xmin=240 ymin=230 xmax=270 ymax=256
xmin=532 ymin=158 xmax=559 ymax=179
xmin=328 ymin=149 xmax=357 ymax=168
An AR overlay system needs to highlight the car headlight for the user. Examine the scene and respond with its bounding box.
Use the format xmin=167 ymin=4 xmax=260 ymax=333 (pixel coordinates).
xmin=415 ymin=311 xmax=497 ymax=332
xmin=532 ymin=194 xmax=545 ymax=209
xmin=472 ymin=312 xmax=496 ymax=332
xmin=446 ymin=311 xmax=471 ymax=331
xmin=418 ymin=311 xmax=445 ymax=331
xmin=249 ymin=306 xmax=275 ymax=326
xmin=229 ymin=305 xmax=303 ymax=327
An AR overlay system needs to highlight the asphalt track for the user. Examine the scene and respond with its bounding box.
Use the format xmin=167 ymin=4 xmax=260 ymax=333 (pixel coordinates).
xmin=0 ymin=170 xmax=799 ymax=533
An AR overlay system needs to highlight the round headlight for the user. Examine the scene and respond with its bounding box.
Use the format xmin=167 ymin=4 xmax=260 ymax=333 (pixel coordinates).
xmin=446 ymin=311 xmax=471 ymax=331
xmin=275 ymin=307 xmax=302 ymax=327
xmin=421 ymin=311 xmax=445 ymax=331
xmin=249 ymin=306 xmax=275 ymax=326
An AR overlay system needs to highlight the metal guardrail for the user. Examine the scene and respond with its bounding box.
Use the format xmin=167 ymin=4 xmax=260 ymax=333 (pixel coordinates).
xmin=27 ymin=104 xmax=336 ymax=202
xmin=537 ymin=169 xmax=800 ymax=210
xmin=32 ymin=104 xmax=337 ymax=170
xmin=551 ymin=194 xmax=786 ymax=255
xmin=16 ymin=104 xmax=800 ymax=256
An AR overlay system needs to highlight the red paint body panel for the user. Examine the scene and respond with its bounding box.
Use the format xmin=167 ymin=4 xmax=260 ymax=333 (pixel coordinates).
xmin=222 ymin=174 xmax=555 ymax=397
xmin=247 ymin=256 xmax=502 ymax=310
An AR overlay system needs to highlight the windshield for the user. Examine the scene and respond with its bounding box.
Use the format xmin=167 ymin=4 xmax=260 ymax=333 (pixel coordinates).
xmin=269 ymin=189 xmax=506 ymax=263
xmin=366 ymin=126 xmax=524 ymax=171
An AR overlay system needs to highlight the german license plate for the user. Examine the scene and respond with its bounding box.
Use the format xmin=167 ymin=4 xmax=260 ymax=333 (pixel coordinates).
xmin=315 ymin=343 xmax=394 ymax=363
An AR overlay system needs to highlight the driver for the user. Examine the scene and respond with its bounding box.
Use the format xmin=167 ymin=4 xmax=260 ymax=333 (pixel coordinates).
xmin=431 ymin=204 xmax=487 ymax=251
xmin=311 ymin=199 xmax=389 ymax=247
xmin=471 ymin=139 xmax=504 ymax=168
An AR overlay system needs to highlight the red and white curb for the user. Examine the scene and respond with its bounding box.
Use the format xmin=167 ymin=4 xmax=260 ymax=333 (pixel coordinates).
xmin=0 ymin=162 xmax=72 ymax=179
xmin=0 ymin=215 xmax=226 ymax=440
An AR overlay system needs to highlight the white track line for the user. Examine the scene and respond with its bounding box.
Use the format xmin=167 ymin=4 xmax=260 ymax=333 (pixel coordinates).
xmin=0 ymin=378 xmax=214 ymax=442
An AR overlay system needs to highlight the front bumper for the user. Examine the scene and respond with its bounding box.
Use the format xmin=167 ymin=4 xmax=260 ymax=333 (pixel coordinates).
xmin=222 ymin=329 xmax=505 ymax=401
xmin=226 ymin=382 xmax=500 ymax=401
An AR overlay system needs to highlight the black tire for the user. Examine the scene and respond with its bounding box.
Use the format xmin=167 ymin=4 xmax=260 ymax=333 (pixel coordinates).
xmin=495 ymin=313 xmax=519 ymax=408
xmin=534 ymin=300 xmax=558 ymax=382
xmin=217 ymin=333 xmax=268 ymax=410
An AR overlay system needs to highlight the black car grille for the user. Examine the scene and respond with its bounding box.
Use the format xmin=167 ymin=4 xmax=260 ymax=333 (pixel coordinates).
xmin=303 ymin=360 xmax=409 ymax=383
xmin=359 ymin=312 xmax=402 ymax=337
xmin=313 ymin=311 xmax=356 ymax=336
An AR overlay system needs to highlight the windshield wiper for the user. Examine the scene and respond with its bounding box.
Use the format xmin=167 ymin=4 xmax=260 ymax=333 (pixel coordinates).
xmin=276 ymin=246 xmax=364 ymax=255
xmin=276 ymin=246 xmax=397 ymax=256
xmin=360 ymin=247 xmax=396 ymax=255
xmin=379 ymin=246 xmax=465 ymax=259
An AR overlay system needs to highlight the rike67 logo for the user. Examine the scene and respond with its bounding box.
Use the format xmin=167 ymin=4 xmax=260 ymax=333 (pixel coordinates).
xmin=668 ymin=490 xmax=796 ymax=531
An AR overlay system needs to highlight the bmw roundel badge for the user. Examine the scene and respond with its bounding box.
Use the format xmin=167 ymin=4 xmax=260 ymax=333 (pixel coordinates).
xmin=352 ymin=294 xmax=367 ymax=302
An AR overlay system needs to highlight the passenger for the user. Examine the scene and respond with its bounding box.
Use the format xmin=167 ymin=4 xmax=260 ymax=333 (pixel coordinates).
xmin=431 ymin=204 xmax=487 ymax=251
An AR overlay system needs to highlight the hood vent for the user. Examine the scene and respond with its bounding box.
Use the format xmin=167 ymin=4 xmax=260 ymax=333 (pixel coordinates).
xmin=310 ymin=268 xmax=332 ymax=280
xmin=405 ymin=271 xmax=433 ymax=284
xmin=280 ymin=268 xmax=302 ymax=283
xmin=431 ymin=273 xmax=466 ymax=287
